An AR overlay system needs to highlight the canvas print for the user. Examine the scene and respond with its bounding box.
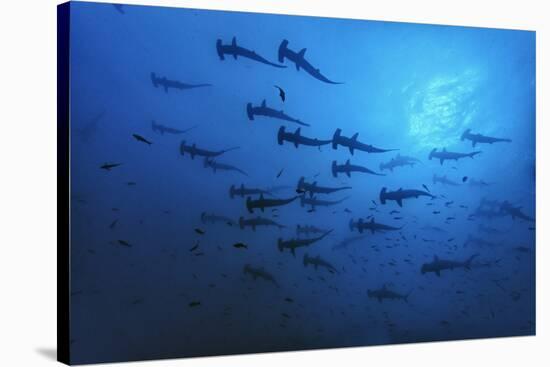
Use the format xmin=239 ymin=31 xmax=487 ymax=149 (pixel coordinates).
xmin=59 ymin=1 xmax=536 ymax=364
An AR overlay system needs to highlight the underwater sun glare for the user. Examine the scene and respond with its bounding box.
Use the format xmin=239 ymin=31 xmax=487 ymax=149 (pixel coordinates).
xmin=407 ymin=70 xmax=480 ymax=149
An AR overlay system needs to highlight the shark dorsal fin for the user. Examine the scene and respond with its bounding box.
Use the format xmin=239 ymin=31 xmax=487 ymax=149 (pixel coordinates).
xmin=298 ymin=48 xmax=307 ymax=58
xmin=352 ymin=133 xmax=359 ymax=141
xmin=346 ymin=159 xmax=350 ymax=165
xmin=398 ymin=187 xmax=403 ymax=191
xmin=261 ymin=99 xmax=266 ymax=108
xmin=295 ymin=128 xmax=301 ymax=136
xmin=232 ymin=37 xmax=237 ymax=47
xmin=313 ymin=181 xmax=317 ymax=187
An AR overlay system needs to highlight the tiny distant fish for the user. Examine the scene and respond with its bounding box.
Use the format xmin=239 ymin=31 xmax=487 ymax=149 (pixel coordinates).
xmin=459 ymin=205 xmax=468 ymax=209
xmin=281 ymin=313 xmax=291 ymax=319
xmin=451 ymin=166 xmax=457 ymax=170
xmin=117 ymin=239 xmax=131 ymax=247
xmin=100 ymin=162 xmax=122 ymax=171
xmin=307 ymin=209 xmax=315 ymax=213
xmin=313 ymin=172 xmax=320 ymax=178
xmin=371 ymin=200 xmax=377 ymax=206
xmin=462 ymin=176 xmax=468 ymax=182
xmin=422 ymin=184 xmax=430 ymax=192
xmin=394 ymin=217 xmax=403 ymax=220
xmin=189 ymin=243 xmax=199 ymax=252
xmin=233 ymin=243 xmax=248 ymax=249
xmin=132 ymin=133 xmax=152 ymax=145
xmin=433 ymin=211 xmax=440 ymax=214
xmin=132 ymin=298 xmax=144 ymax=305
xmin=448 ymin=238 xmax=455 ymax=242
xmin=109 ymin=219 xmax=118 ymax=229
xmin=189 ymin=301 xmax=201 ymax=307
xmin=194 ymin=252 xmax=205 ymax=256
xmin=276 ymin=168 xmax=284 ymax=178
xmin=126 ymin=182 xmax=136 ymax=186
xmin=446 ymin=217 xmax=455 ymax=220
xmin=194 ymin=228 xmax=205 ymax=235
xmin=284 ymin=297 xmax=294 ymax=303
xmin=390 ymin=210 xmax=399 ymax=214
xmin=112 ymin=208 xmax=120 ymax=212
xmin=344 ymin=208 xmax=352 ymax=213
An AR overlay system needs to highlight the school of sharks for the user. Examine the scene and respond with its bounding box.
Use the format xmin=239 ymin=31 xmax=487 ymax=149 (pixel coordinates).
xmin=68 ymin=2 xmax=536 ymax=364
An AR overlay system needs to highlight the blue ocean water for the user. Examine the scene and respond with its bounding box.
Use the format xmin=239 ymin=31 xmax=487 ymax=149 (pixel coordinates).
xmin=68 ymin=2 xmax=535 ymax=364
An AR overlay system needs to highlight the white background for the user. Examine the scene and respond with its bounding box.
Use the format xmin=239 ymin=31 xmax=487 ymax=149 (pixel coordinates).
xmin=0 ymin=0 xmax=547 ymax=365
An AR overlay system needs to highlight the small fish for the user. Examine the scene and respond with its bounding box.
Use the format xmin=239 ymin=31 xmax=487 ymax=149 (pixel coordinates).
xmin=422 ymin=184 xmax=430 ymax=192
xmin=281 ymin=313 xmax=291 ymax=319
xmin=446 ymin=216 xmax=455 ymax=220
xmin=132 ymin=133 xmax=152 ymax=145
xmin=307 ymin=209 xmax=315 ymax=213
xmin=390 ymin=210 xmax=399 ymax=214
xmin=100 ymin=162 xmax=122 ymax=171
xmin=194 ymin=228 xmax=205 ymax=235
xmin=109 ymin=219 xmax=118 ymax=229
xmin=274 ymin=85 xmax=286 ymax=102
xmin=462 ymin=176 xmax=468 ymax=182
xmin=284 ymin=297 xmax=294 ymax=303
xmin=117 ymin=239 xmax=131 ymax=247
xmin=126 ymin=182 xmax=136 ymax=186
xmin=447 ymin=238 xmax=455 ymax=242
xmin=433 ymin=211 xmax=440 ymax=214
xmin=393 ymin=217 xmax=403 ymax=220
xmin=233 ymin=243 xmax=248 ymax=249
xmin=189 ymin=301 xmax=201 ymax=307
xmin=189 ymin=243 xmax=199 ymax=252
xmin=276 ymin=168 xmax=284 ymax=178
xmin=344 ymin=208 xmax=352 ymax=213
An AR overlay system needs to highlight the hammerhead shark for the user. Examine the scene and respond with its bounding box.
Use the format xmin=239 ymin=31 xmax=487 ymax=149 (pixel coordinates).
xmin=151 ymin=120 xmax=196 ymax=135
xmin=331 ymin=160 xmax=385 ymax=178
xmin=300 ymin=195 xmax=348 ymax=211
xmin=296 ymin=224 xmax=330 ymax=237
xmin=239 ymin=216 xmax=285 ymax=231
xmin=500 ymin=201 xmax=535 ymax=222
xmin=421 ymin=254 xmax=479 ymax=277
xmin=243 ymin=264 xmax=279 ymax=287
xmin=151 ymin=72 xmax=211 ymax=93
xmin=246 ymin=194 xmax=298 ymax=213
xmin=331 ymin=235 xmax=367 ymax=251
xmin=297 ymin=177 xmax=351 ymax=198
xmin=180 ymin=141 xmax=239 ymax=160
xmin=277 ymin=126 xmax=331 ymax=148
xmin=303 ymin=253 xmax=338 ymax=273
xmin=246 ymin=100 xmax=309 ymax=126
xmin=349 ymin=217 xmax=401 ymax=234
xmin=277 ymin=230 xmax=333 ymax=256
xmin=379 ymin=154 xmax=420 ymax=172
xmin=200 ymin=212 xmax=235 ymax=226
xmin=278 ymin=39 xmax=343 ymax=84
xmin=203 ymin=158 xmax=248 ymax=176
xmin=461 ymin=129 xmax=511 ymax=147
xmin=380 ymin=187 xmax=435 ymax=207
xmin=216 ymin=37 xmax=285 ymax=68
xmin=368 ymin=285 xmax=410 ymax=303
xmin=433 ymin=174 xmax=460 ymax=186
xmin=429 ymin=148 xmax=481 ymax=165
xmin=332 ymin=129 xmax=397 ymax=155
xmin=229 ymin=184 xmax=271 ymax=199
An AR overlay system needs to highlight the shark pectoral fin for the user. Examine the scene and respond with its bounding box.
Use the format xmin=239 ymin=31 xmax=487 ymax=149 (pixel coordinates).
xmin=436 ymin=270 xmax=441 ymax=277
xmin=397 ymin=199 xmax=403 ymax=207
xmin=440 ymin=159 xmax=444 ymax=165
xmin=348 ymin=147 xmax=354 ymax=155
xmin=346 ymin=171 xmax=350 ymax=178
xmin=294 ymin=142 xmax=299 ymax=148
xmin=295 ymin=63 xmax=300 ymax=71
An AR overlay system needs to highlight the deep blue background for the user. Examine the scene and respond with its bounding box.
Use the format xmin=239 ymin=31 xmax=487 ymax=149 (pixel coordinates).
xmin=68 ymin=2 xmax=535 ymax=364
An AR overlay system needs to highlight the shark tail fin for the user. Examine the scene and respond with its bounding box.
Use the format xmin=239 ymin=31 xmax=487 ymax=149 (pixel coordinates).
xmin=215 ymin=39 xmax=225 ymax=60
xmin=277 ymin=126 xmax=285 ymax=145
xmin=469 ymin=151 xmax=482 ymax=159
xmin=331 ymin=161 xmax=338 ymax=178
xmin=332 ymin=129 xmax=341 ymax=150
xmin=278 ymin=39 xmax=289 ymax=63
xmin=150 ymin=72 xmax=158 ymax=88
xmin=379 ymin=188 xmax=387 ymax=205
xmin=239 ymin=217 xmax=245 ymax=230
xmin=404 ymin=290 xmax=413 ymax=303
